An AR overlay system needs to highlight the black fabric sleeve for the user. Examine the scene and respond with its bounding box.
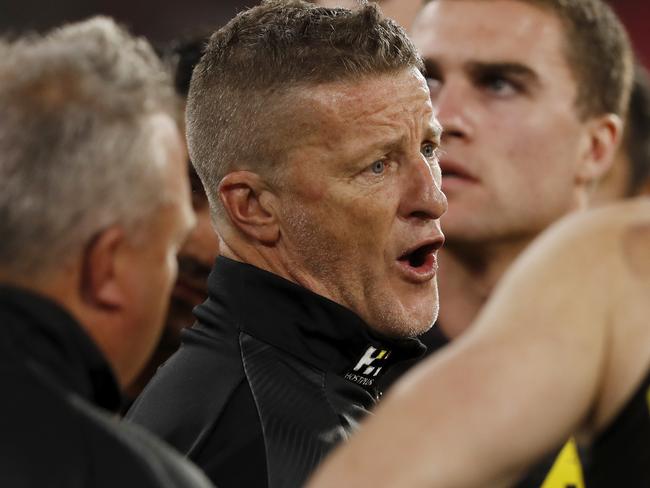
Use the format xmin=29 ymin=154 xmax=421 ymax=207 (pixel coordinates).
xmin=192 ymin=380 xmax=267 ymax=488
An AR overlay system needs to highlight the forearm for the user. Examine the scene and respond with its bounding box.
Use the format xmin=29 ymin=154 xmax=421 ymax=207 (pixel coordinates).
xmin=308 ymin=334 xmax=591 ymax=487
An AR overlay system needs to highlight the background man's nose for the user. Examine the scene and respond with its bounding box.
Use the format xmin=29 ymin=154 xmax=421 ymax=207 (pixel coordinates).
xmin=432 ymin=82 xmax=474 ymax=142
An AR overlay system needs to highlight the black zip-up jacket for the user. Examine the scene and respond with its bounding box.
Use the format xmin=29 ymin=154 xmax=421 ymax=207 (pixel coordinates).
xmin=0 ymin=286 xmax=214 ymax=488
xmin=127 ymin=257 xmax=425 ymax=488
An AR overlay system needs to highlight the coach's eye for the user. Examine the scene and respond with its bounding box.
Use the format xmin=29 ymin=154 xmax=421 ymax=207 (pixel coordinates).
xmin=371 ymin=160 xmax=386 ymax=174
xmin=421 ymin=143 xmax=437 ymax=160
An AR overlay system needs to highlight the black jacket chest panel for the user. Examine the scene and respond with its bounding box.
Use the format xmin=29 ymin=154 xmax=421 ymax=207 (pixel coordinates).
xmin=127 ymin=258 xmax=425 ymax=488
xmin=241 ymin=333 xmax=362 ymax=488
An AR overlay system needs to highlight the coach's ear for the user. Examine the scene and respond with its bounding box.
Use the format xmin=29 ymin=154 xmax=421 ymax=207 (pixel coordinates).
xmin=575 ymin=113 xmax=622 ymax=184
xmin=218 ymin=171 xmax=280 ymax=244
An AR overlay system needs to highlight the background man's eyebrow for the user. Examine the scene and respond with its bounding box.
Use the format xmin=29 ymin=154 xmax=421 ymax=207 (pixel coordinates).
xmin=466 ymin=61 xmax=540 ymax=84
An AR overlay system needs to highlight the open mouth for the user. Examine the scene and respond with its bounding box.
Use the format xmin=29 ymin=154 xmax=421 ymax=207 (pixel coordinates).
xmin=397 ymin=243 xmax=439 ymax=271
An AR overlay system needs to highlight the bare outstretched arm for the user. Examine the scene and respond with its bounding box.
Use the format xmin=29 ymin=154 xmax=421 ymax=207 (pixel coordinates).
xmin=308 ymin=200 xmax=650 ymax=488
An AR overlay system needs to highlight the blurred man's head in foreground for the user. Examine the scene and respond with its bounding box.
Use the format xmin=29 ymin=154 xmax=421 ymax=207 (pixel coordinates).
xmin=0 ymin=17 xmax=196 ymax=387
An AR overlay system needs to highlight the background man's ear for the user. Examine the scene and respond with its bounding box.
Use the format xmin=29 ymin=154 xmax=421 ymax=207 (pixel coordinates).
xmin=218 ymin=171 xmax=280 ymax=244
xmin=576 ymin=113 xmax=623 ymax=184
xmin=80 ymin=226 xmax=127 ymax=309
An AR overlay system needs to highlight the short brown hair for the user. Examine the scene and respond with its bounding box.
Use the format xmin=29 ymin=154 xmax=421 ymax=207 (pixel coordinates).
xmin=621 ymin=64 xmax=650 ymax=196
xmin=186 ymin=0 xmax=423 ymax=215
xmin=425 ymin=0 xmax=633 ymax=119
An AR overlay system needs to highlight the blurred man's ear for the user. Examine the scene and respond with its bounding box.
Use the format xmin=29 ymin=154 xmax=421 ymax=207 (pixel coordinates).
xmin=218 ymin=171 xmax=280 ymax=244
xmin=576 ymin=113 xmax=622 ymax=184
xmin=80 ymin=226 xmax=128 ymax=309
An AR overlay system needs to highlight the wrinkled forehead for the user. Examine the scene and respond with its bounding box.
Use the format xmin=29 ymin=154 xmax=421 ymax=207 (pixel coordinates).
xmin=311 ymin=69 xmax=431 ymax=112
xmin=290 ymin=69 xmax=439 ymax=143
xmin=272 ymin=69 xmax=440 ymax=175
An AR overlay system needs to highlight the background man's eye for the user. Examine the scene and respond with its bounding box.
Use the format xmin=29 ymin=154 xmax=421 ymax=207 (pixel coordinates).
xmin=426 ymin=77 xmax=442 ymax=96
xmin=483 ymin=76 xmax=517 ymax=96
xmin=490 ymin=79 xmax=508 ymax=91
xmin=371 ymin=160 xmax=385 ymax=174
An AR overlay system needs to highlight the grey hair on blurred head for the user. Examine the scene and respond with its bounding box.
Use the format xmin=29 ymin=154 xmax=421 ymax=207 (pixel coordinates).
xmin=0 ymin=17 xmax=180 ymax=277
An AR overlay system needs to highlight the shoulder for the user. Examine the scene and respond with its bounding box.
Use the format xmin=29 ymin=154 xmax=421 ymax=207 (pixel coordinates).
xmin=127 ymin=327 xmax=268 ymax=486
xmin=0 ymin=362 xmax=87 ymax=486
xmin=531 ymin=198 xmax=650 ymax=260
xmin=126 ymin=325 xmax=249 ymax=455
xmin=0 ymin=362 xmax=209 ymax=488
xmin=498 ymin=199 xmax=650 ymax=295
xmin=68 ymin=395 xmax=214 ymax=488
xmin=191 ymin=379 xmax=268 ymax=487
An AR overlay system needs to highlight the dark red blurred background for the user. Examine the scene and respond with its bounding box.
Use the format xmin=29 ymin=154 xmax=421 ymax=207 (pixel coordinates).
xmin=612 ymin=0 xmax=649 ymax=68
xmin=0 ymin=1 xmax=647 ymax=64
xmin=0 ymin=0 xmax=253 ymax=45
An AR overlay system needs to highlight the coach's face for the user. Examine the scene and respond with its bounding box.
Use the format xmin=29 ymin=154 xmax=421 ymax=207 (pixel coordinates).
xmin=277 ymin=68 xmax=447 ymax=337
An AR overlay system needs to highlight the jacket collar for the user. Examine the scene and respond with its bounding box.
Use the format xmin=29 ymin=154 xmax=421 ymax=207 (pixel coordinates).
xmin=0 ymin=285 xmax=121 ymax=411
xmin=202 ymin=257 xmax=426 ymax=394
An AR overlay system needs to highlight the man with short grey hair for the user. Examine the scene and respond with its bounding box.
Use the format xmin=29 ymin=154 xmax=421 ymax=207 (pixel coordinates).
xmin=0 ymin=17 xmax=212 ymax=488
xmin=127 ymin=1 xmax=446 ymax=487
